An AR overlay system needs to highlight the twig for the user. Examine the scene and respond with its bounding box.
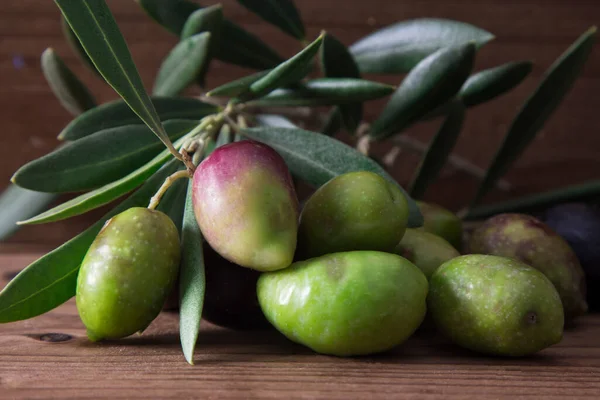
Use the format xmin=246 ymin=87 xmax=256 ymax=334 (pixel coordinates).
xmin=148 ymin=170 xmax=191 ymax=210
xmin=390 ymin=135 xmax=512 ymax=191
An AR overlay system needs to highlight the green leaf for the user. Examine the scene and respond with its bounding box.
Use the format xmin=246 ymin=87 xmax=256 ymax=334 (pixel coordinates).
xmin=18 ymin=135 xmax=190 ymax=225
xmin=471 ymin=27 xmax=597 ymax=207
xmin=181 ymin=4 xmax=223 ymax=41
xmin=320 ymin=33 xmax=362 ymax=132
xmin=460 ymin=61 xmax=533 ymax=107
xmin=244 ymin=33 xmax=324 ymax=99
xmin=242 ymin=126 xmax=423 ymax=227
xmin=179 ymin=180 xmax=206 ymax=365
xmin=247 ymin=78 xmax=394 ymax=107
xmin=206 ymin=70 xmax=270 ymax=98
xmin=236 ymin=0 xmax=305 ymax=40
xmin=137 ymin=0 xmax=283 ymax=70
xmin=321 ymin=107 xmax=343 ymax=136
xmin=155 ymin=167 xmax=188 ymax=233
xmin=370 ymin=43 xmax=476 ymax=140
xmin=0 ymin=186 xmax=57 ymax=241
xmin=13 ymin=120 xmax=198 ymax=193
xmin=41 ymin=48 xmax=96 ymax=116
xmin=60 ymin=16 xmax=101 ymax=78
xmin=0 ymin=160 xmax=181 ymax=323
xmin=153 ymin=32 xmax=212 ymax=96
xmin=59 ymin=97 xmax=217 ymax=141
xmin=409 ymin=102 xmax=466 ymax=199
xmin=466 ymin=180 xmax=600 ymax=220
xmin=254 ymin=114 xmax=298 ymax=129
xmin=350 ymin=18 xmax=494 ymax=74
xmin=55 ymin=0 xmax=175 ymax=154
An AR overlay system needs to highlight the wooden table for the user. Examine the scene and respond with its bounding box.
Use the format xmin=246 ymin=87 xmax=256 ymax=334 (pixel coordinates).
xmin=1 ymin=252 xmax=600 ymax=399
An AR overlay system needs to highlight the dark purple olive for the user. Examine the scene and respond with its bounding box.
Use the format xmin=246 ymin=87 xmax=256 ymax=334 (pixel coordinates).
xmin=202 ymin=242 xmax=272 ymax=330
xmin=542 ymin=202 xmax=600 ymax=311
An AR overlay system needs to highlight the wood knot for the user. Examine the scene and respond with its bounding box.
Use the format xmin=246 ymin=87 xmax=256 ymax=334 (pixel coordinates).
xmin=39 ymin=333 xmax=73 ymax=343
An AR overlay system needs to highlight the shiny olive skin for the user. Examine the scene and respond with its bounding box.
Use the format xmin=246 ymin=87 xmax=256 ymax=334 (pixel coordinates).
xmin=193 ymin=140 xmax=299 ymax=272
xmin=429 ymin=254 xmax=564 ymax=356
xmin=76 ymin=207 xmax=181 ymax=341
xmin=468 ymin=213 xmax=588 ymax=321
xmin=297 ymin=171 xmax=409 ymax=259
xmin=394 ymin=228 xmax=460 ymax=279
xmin=417 ymin=201 xmax=463 ymax=251
xmin=257 ymin=251 xmax=428 ymax=356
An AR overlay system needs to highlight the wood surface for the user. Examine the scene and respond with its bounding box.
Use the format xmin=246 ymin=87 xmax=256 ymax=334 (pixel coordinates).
xmin=1 ymin=251 xmax=600 ymax=399
xmin=1 ymin=0 xmax=600 ymax=247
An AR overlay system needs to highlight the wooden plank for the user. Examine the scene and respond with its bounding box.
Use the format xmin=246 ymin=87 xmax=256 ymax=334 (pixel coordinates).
xmin=1 ymin=252 xmax=599 ymax=399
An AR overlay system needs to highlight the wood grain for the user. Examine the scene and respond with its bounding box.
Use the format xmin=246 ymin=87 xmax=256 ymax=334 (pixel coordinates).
xmin=1 ymin=0 xmax=599 ymax=246
xmin=1 ymin=252 xmax=600 ymax=399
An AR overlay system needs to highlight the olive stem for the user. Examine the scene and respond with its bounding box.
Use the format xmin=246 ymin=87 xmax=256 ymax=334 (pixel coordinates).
xmin=148 ymin=170 xmax=191 ymax=210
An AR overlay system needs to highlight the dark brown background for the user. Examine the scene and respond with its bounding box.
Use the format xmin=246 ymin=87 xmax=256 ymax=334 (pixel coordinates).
xmin=1 ymin=0 xmax=599 ymax=246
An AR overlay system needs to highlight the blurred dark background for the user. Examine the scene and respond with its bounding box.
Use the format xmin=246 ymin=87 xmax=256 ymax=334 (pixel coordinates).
xmin=1 ymin=0 xmax=599 ymax=247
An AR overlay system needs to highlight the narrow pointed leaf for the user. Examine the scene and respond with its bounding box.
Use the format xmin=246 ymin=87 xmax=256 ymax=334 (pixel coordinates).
xmin=370 ymin=43 xmax=476 ymax=139
xmin=138 ymin=0 xmax=283 ymax=70
xmin=471 ymin=27 xmax=597 ymax=206
xmin=350 ymin=18 xmax=494 ymax=74
xmin=0 ymin=160 xmax=181 ymax=323
xmin=248 ymin=78 xmax=393 ymax=107
xmin=59 ymin=97 xmax=217 ymax=141
xmin=18 ymin=136 xmax=189 ymax=225
xmin=13 ymin=120 xmax=198 ymax=193
xmin=55 ymin=0 xmax=175 ymax=152
xmin=60 ymin=16 xmax=101 ymax=78
xmin=466 ymin=180 xmax=600 ymax=220
xmin=321 ymin=107 xmax=343 ymax=136
xmin=320 ymin=33 xmax=362 ymax=132
xmin=215 ymin=124 xmax=233 ymax=147
xmin=181 ymin=5 xmax=223 ymax=40
xmin=245 ymin=33 xmax=324 ymax=99
xmin=153 ymin=32 xmax=212 ymax=96
xmin=409 ymin=102 xmax=466 ymax=199
xmin=460 ymin=61 xmax=533 ymax=107
xmin=254 ymin=114 xmax=298 ymax=128
xmin=0 ymin=186 xmax=57 ymax=241
xmin=179 ymin=181 xmax=206 ymax=365
xmin=206 ymin=70 xmax=270 ymax=98
xmin=236 ymin=0 xmax=305 ymax=40
xmin=41 ymin=48 xmax=96 ymax=116
xmin=242 ymin=126 xmax=423 ymax=227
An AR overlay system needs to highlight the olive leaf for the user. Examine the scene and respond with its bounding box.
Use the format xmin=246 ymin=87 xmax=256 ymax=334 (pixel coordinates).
xmin=236 ymin=0 xmax=305 ymax=40
xmin=460 ymin=61 xmax=533 ymax=107
xmin=320 ymin=33 xmax=363 ymax=133
xmin=59 ymin=97 xmax=217 ymax=141
xmin=13 ymin=120 xmax=198 ymax=193
xmin=206 ymin=70 xmax=270 ymax=98
xmin=471 ymin=27 xmax=597 ymax=207
xmin=466 ymin=179 xmax=600 ymax=220
xmin=0 ymin=186 xmax=57 ymax=241
xmin=215 ymin=124 xmax=233 ymax=147
xmin=153 ymin=32 xmax=212 ymax=96
xmin=179 ymin=180 xmax=206 ymax=365
xmin=137 ymin=0 xmax=283 ymax=70
xmin=370 ymin=43 xmax=476 ymax=140
xmin=41 ymin=48 xmax=97 ymax=116
xmin=321 ymin=108 xmax=343 ymax=136
xmin=247 ymin=78 xmax=394 ymax=107
xmin=18 ymin=135 xmax=190 ymax=225
xmin=254 ymin=114 xmax=298 ymax=128
xmin=243 ymin=33 xmax=324 ymax=100
xmin=60 ymin=16 xmax=101 ymax=78
xmin=242 ymin=126 xmax=423 ymax=227
xmin=55 ymin=0 xmax=177 ymax=154
xmin=0 ymin=160 xmax=182 ymax=323
xmin=350 ymin=18 xmax=494 ymax=74
xmin=409 ymin=102 xmax=466 ymax=199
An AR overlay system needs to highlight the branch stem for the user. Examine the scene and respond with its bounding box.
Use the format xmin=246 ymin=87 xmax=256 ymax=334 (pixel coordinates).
xmin=148 ymin=170 xmax=191 ymax=210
